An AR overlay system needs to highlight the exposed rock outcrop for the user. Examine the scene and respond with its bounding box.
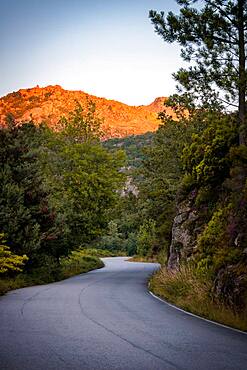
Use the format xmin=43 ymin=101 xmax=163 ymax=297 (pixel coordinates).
xmin=0 ymin=85 xmax=176 ymax=139
xmin=168 ymin=190 xmax=247 ymax=311
xmin=214 ymin=263 xmax=247 ymax=309
xmin=168 ymin=195 xmax=199 ymax=269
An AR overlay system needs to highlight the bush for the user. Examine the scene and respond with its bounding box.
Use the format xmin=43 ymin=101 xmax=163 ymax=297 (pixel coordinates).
xmin=61 ymin=251 xmax=104 ymax=279
xmin=0 ymin=234 xmax=28 ymax=274
xmin=0 ymin=250 xmax=104 ymax=295
xmin=137 ymin=219 xmax=156 ymax=257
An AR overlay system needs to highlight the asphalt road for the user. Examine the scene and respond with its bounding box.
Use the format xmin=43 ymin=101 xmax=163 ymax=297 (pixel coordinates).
xmin=0 ymin=257 xmax=246 ymax=370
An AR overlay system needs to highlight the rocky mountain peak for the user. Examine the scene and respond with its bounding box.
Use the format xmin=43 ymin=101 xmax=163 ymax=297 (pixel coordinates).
xmin=0 ymin=86 xmax=175 ymax=138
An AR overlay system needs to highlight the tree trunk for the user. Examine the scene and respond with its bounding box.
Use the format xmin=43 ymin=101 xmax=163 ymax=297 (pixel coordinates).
xmin=238 ymin=0 xmax=246 ymax=145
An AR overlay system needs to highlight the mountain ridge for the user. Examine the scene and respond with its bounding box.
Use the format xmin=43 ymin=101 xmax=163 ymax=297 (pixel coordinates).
xmin=0 ymin=85 xmax=175 ymax=138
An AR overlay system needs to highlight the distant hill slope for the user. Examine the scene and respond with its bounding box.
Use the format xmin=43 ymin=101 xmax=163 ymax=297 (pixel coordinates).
xmin=0 ymin=85 xmax=175 ymax=138
xmin=103 ymin=132 xmax=154 ymax=167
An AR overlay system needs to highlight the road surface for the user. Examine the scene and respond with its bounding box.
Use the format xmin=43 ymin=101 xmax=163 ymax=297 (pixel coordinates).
xmin=0 ymin=257 xmax=246 ymax=370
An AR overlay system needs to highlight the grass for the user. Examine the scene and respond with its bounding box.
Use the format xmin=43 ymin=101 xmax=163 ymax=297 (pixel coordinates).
xmin=128 ymin=255 xmax=158 ymax=263
xmin=128 ymin=250 xmax=167 ymax=264
xmin=0 ymin=250 xmax=104 ymax=296
xmin=79 ymin=248 xmax=126 ymax=257
xmin=150 ymin=265 xmax=247 ymax=332
xmin=60 ymin=251 xmax=104 ymax=279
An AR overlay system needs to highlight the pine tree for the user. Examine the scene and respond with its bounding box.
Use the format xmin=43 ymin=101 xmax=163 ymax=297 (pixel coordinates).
xmin=150 ymin=0 xmax=247 ymax=144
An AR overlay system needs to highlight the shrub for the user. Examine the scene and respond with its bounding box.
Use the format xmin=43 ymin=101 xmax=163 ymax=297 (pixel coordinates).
xmin=0 ymin=234 xmax=28 ymax=274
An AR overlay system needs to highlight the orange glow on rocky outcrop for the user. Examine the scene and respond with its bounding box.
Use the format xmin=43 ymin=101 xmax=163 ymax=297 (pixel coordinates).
xmin=0 ymin=85 xmax=176 ymax=138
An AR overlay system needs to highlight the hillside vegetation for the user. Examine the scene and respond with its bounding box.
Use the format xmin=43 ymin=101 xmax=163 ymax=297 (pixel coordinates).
xmin=1 ymin=0 xmax=247 ymax=332
xmin=103 ymin=132 xmax=154 ymax=168
xmin=0 ymin=248 xmax=104 ymax=295
xmin=0 ymin=102 xmax=125 ymax=294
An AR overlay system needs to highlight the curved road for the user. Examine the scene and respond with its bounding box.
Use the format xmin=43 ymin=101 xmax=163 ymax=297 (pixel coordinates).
xmin=0 ymin=257 xmax=246 ymax=370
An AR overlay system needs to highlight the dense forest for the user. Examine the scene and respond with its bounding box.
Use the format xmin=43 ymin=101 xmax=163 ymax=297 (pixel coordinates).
xmin=0 ymin=103 xmax=125 ymax=291
xmin=1 ymin=0 xmax=247 ymax=331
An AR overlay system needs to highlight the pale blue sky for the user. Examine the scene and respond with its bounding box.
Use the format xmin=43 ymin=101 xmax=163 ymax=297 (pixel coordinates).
xmin=1 ymin=0 xmax=183 ymax=105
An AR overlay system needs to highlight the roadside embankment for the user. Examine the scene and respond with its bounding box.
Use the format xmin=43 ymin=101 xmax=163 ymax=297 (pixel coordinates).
xmin=0 ymin=250 xmax=104 ymax=296
xmin=149 ymin=265 xmax=247 ymax=332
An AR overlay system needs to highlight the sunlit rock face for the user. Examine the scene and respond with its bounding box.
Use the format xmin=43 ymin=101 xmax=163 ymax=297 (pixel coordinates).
xmin=168 ymin=195 xmax=199 ymax=270
xmin=0 ymin=85 xmax=175 ymax=139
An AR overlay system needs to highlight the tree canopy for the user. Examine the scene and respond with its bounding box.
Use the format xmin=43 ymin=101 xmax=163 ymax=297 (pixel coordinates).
xmin=150 ymin=0 xmax=247 ymax=144
xmin=0 ymin=103 xmax=125 ymax=271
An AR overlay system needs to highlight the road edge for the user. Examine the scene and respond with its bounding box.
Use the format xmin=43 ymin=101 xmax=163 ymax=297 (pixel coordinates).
xmin=148 ymin=289 xmax=247 ymax=336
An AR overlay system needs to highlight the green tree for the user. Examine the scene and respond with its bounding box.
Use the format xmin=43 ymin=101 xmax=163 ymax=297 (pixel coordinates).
xmin=182 ymin=113 xmax=239 ymax=186
xmin=124 ymin=232 xmax=137 ymax=256
xmin=98 ymin=221 xmax=123 ymax=251
xmin=137 ymin=116 xmax=203 ymax=255
xmin=59 ymin=100 xmax=104 ymax=143
xmin=42 ymin=103 xmax=126 ymax=252
xmin=137 ymin=219 xmax=156 ymax=257
xmin=0 ymin=119 xmax=57 ymax=265
xmin=0 ymin=233 xmax=28 ymax=274
xmin=150 ymin=0 xmax=247 ymax=144
xmin=0 ymin=103 xmax=125 ymax=268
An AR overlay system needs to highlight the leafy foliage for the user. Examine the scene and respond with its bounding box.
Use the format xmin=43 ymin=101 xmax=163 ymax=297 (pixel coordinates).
xmin=149 ymin=0 xmax=247 ymax=134
xmin=0 ymin=119 xmax=55 ymax=263
xmin=97 ymin=221 xmax=124 ymax=252
xmin=136 ymin=115 xmax=204 ymax=256
xmin=182 ymin=113 xmax=239 ymax=186
xmin=0 ymin=234 xmax=28 ymax=274
xmin=43 ymin=137 xmax=125 ymax=252
xmin=0 ymin=248 xmax=103 ymax=295
xmin=136 ymin=219 xmax=156 ymax=257
xmin=59 ymin=101 xmax=104 ymax=143
xmin=0 ymin=102 xmax=125 ymax=271
xmin=103 ymin=132 xmax=154 ymax=168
